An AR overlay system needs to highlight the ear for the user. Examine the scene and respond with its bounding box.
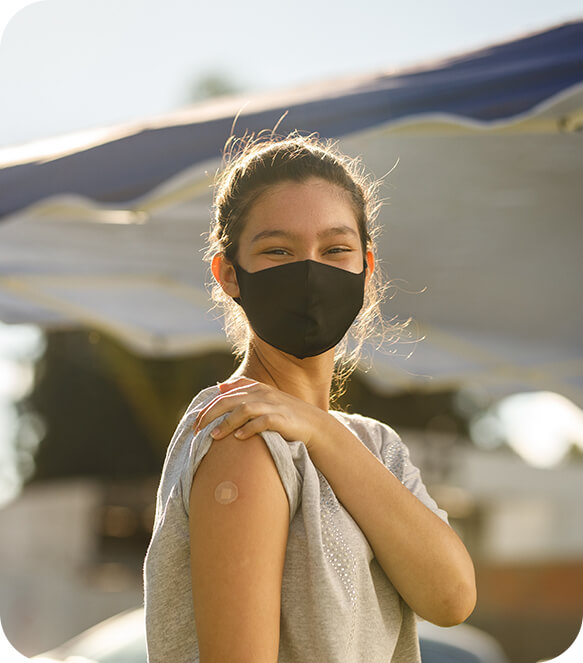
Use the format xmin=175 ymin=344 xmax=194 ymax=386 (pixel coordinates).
xmin=365 ymin=249 xmax=375 ymax=285
xmin=211 ymin=253 xmax=240 ymax=298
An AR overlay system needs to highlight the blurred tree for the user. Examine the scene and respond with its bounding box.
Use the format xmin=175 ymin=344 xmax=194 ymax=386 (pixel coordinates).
xmin=28 ymin=329 xmax=236 ymax=481
xmin=188 ymin=71 xmax=242 ymax=103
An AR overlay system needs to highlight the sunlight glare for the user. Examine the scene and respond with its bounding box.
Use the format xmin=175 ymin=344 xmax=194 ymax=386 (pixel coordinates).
xmin=474 ymin=391 xmax=583 ymax=468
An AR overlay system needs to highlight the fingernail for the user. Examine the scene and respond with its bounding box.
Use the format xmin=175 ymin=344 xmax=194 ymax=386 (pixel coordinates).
xmin=210 ymin=427 xmax=221 ymax=439
xmin=234 ymin=429 xmax=243 ymax=439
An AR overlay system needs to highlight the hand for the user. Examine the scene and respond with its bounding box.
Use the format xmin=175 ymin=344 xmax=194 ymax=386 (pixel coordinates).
xmin=194 ymin=377 xmax=329 ymax=450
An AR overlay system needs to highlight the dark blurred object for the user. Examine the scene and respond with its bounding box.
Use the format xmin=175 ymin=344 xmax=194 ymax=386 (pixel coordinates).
xmin=29 ymin=330 xmax=236 ymax=480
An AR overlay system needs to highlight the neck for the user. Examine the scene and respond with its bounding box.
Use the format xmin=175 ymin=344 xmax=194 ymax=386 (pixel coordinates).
xmin=233 ymin=340 xmax=334 ymax=410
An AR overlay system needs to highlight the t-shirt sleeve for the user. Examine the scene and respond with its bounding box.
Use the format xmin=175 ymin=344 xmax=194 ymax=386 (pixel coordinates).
xmin=176 ymin=413 xmax=302 ymax=521
xmin=401 ymin=453 xmax=449 ymax=524
xmin=378 ymin=424 xmax=449 ymax=525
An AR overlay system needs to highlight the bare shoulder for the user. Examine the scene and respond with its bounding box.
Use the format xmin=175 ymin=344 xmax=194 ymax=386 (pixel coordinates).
xmin=189 ymin=433 xmax=289 ymax=662
xmin=189 ymin=431 xmax=289 ymax=565
xmin=189 ymin=431 xmax=288 ymax=512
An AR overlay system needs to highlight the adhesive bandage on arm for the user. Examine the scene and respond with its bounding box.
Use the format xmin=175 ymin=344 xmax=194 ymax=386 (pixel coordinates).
xmin=214 ymin=480 xmax=239 ymax=504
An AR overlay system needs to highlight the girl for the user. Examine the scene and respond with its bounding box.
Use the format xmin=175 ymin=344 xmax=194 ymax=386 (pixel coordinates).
xmin=144 ymin=133 xmax=476 ymax=663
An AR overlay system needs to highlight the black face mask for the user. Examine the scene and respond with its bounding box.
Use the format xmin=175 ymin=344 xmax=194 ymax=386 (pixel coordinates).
xmin=233 ymin=259 xmax=366 ymax=359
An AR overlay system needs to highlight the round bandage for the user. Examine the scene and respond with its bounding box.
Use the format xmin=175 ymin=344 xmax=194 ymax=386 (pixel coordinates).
xmin=214 ymin=480 xmax=239 ymax=504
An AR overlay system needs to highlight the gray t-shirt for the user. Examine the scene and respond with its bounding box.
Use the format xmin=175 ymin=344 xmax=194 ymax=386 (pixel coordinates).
xmin=144 ymin=385 xmax=449 ymax=662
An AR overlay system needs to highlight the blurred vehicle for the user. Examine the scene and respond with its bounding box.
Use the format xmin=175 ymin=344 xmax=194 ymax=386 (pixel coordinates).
xmin=418 ymin=619 xmax=509 ymax=663
xmin=34 ymin=609 xmax=144 ymax=663
xmin=35 ymin=607 xmax=509 ymax=663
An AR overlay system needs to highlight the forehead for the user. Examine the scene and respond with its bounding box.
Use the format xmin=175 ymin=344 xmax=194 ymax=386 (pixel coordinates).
xmin=243 ymin=177 xmax=358 ymax=234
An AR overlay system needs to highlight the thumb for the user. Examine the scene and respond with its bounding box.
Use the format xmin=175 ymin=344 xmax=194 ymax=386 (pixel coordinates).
xmin=218 ymin=376 xmax=258 ymax=393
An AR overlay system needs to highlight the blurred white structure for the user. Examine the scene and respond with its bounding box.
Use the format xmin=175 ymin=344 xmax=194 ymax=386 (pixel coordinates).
xmin=0 ymin=480 xmax=142 ymax=656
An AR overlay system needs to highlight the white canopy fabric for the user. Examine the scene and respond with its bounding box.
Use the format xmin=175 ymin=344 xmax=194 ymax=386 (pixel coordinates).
xmin=0 ymin=22 xmax=582 ymax=405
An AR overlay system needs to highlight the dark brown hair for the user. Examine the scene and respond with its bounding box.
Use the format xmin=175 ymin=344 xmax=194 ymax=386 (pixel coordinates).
xmin=206 ymin=131 xmax=403 ymax=398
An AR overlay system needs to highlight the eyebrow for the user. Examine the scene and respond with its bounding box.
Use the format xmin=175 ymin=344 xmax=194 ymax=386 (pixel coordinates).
xmin=251 ymin=225 xmax=359 ymax=243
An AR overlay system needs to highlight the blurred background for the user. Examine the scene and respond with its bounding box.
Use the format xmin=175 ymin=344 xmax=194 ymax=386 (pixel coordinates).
xmin=1 ymin=2 xmax=582 ymax=662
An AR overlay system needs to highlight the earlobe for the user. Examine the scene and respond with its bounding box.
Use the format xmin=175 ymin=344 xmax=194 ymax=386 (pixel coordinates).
xmin=211 ymin=253 xmax=240 ymax=298
xmin=365 ymin=250 xmax=375 ymax=281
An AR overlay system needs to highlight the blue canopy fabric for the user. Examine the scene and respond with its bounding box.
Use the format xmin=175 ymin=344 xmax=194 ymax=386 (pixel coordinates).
xmin=1 ymin=20 xmax=582 ymax=220
xmin=0 ymin=20 xmax=582 ymax=405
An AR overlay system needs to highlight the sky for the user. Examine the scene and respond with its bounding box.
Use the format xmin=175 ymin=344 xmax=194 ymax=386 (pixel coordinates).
xmin=0 ymin=0 xmax=582 ymax=148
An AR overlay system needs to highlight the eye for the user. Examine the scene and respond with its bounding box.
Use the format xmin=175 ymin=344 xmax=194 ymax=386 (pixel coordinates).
xmin=325 ymin=247 xmax=353 ymax=254
xmin=263 ymin=248 xmax=290 ymax=256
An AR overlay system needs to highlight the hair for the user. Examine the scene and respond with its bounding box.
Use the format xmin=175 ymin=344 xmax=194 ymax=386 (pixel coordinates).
xmin=206 ymin=130 xmax=404 ymax=401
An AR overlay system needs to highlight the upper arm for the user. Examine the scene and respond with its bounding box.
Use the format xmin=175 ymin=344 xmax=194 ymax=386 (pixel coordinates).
xmin=189 ymin=432 xmax=289 ymax=663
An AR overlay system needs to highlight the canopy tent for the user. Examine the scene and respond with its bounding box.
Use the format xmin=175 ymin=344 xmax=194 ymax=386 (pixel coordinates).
xmin=1 ymin=21 xmax=582 ymax=405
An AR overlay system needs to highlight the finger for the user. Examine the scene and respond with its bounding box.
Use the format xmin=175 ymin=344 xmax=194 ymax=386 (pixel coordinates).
xmin=209 ymin=401 xmax=270 ymax=440
xmin=194 ymin=390 xmax=250 ymax=432
xmin=232 ymin=414 xmax=280 ymax=440
xmin=218 ymin=377 xmax=258 ymax=394
xmin=193 ymin=391 xmax=228 ymax=431
xmin=194 ymin=382 xmax=275 ymax=433
xmin=197 ymin=381 xmax=271 ymax=431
